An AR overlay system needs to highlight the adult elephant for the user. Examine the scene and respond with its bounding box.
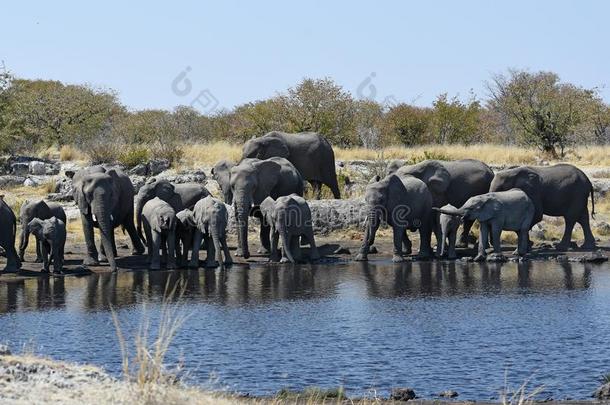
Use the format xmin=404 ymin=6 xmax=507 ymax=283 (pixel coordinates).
xmin=135 ymin=178 xmax=210 ymax=242
xmin=242 ymin=131 xmax=340 ymax=199
xmin=394 ymin=159 xmax=494 ymax=246
xmin=231 ymin=157 xmax=304 ymax=259
xmin=0 ymin=196 xmax=20 ymax=273
xmin=72 ymin=166 xmax=144 ymax=271
xmin=18 ymin=199 xmax=67 ymax=262
xmin=489 ymin=164 xmax=596 ymax=250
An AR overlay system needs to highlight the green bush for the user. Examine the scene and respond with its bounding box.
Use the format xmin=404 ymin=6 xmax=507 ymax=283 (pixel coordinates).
xmin=118 ymin=146 xmax=150 ymax=168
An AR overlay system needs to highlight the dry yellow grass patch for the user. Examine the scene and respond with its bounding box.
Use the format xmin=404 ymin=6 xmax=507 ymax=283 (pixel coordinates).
xmin=179 ymin=141 xmax=242 ymax=168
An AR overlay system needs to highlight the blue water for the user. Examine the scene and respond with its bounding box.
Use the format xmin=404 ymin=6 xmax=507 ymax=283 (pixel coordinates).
xmin=0 ymin=260 xmax=609 ymax=400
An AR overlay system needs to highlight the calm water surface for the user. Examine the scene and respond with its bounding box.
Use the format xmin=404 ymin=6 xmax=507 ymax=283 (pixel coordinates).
xmin=1 ymin=260 xmax=609 ymax=400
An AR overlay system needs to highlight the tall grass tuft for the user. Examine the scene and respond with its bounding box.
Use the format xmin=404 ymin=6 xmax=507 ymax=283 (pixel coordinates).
xmin=111 ymin=279 xmax=189 ymax=399
xmin=500 ymin=374 xmax=545 ymax=405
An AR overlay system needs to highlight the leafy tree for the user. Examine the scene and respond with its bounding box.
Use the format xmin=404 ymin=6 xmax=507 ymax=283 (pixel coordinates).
xmin=487 ymin=70 xmax=598 ymax=156
xmin=354 ymin=100 xmax=383 ymax=148
xmin=382 ymin=104 xmax=432 ymax=146
xmin=430 ymin=93 xmax=481 ymax=144
xmin=278 ymin=78 xmax=357 ymax=146
xmin=230 ymin=98 xmax=287 ymax=142
xmin=2 ymin=79 xmax=122 ymax=151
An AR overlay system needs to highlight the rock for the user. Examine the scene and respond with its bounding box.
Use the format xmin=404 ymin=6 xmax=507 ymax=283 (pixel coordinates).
xmin=23 ymin=178 xmax=37 ymax=187
xmin=0 ymin=344 xmax=10 ymax=355
xmin=148 ymin=159 xmax=170 ymax=175
xmin=584 ymin=251 xmax=609 ymax=263
xmin=333 ymin=246 xmax=351 ymax=255
xmin=487 ymin=253 xmax=507 ymax=263
xmin=390 ymin=388 xmax=416 ymax=401
xmin=439 ymin=390 xmax=458 ymax=398
xmin=308 ymin=198 xmax=367 ymax=234
xmin=530 ymin=223 xmax=546 ymax=240
xmin=595 ymin=221 xmax=610 ymax=236
xmin=0 ymin=175 xmax=27 ymax=188
xmin=28 ymin=161 xmax=47 ymax=175
xmin=129 ymin=163 xmax=148 ymax=176
xmin=11 ymin=162 xmax=30 ymax=175
xmin=593 ymin=382 xmax=610 ymax=400
xmin=157 ymin=170 xmax=207 ymax=184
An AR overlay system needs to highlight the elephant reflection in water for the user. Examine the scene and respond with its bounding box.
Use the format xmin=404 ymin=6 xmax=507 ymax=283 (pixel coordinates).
xmin=35 ymin=277 xmax=66 ymax=309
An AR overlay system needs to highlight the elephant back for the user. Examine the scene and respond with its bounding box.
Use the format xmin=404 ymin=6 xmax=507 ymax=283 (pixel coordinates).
xmin=443 ymin=159 xmax=494 ymax=207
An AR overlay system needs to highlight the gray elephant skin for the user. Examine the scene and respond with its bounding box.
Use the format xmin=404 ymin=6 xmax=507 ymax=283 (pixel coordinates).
xmin=211 ymin=160 xmax=236 ymax=204
xmin=189 ymin=196 xmax=232 ymax=268
xmin=393 ymin=159 xmax=494 ymax=247
xmin=242 ymin=131 xmax=341 ymax=199
xmin=437 ymin=189 xmax=534 ymax=261
xmin=438 ymin=204 xmax=462 ymax=259
xmin=231 ymin=157 xmax=304 ymax=259
xmin=489 ymin=163 xmax=596 ymax=250
xmin=72 ymin=166 xmax=144 ymax=271
xmin=175 ymin=209 xmax=196 ymax=268
xmin=135 ymin=178 xmax=209 ymax=242
xmin=355 ymin=174 xmax=433 ymax=262
xmin=260 ymin=194 xmax=320 ymax=263
xmin=18 ymin=199 xmax=66 ymax=262
xmin=141 ymin=197 xmax=177 ymax=270
xmin=27 ymin=217 xmax=66 ymax=273
xmin=0 ymin=196 xmax=20 ymax=272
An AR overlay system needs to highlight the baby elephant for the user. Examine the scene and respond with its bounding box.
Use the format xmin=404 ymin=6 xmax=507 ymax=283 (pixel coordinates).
xmin=26 ymin=217 xmax=66 ymax=274
xmin=175 ymin=209 xmax=196 ymax=268
xmin=260 ymin=194 xmax=319 ymax=263
xmin=438 ymin=204 xmax=463 ymax=259
xmin=190 ymin=196 xmax=232 ymax=268
xmin=436 ymin=188 xmax=534 ymax=261
xmin=142 ymin=197 xmax=177 ymax=270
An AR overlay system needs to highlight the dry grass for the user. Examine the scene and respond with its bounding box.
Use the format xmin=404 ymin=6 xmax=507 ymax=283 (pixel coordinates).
xmin=179 ymin=141 xmax=243 ymax=169
xmin=59 ymin=144 xmax=86 ymax=161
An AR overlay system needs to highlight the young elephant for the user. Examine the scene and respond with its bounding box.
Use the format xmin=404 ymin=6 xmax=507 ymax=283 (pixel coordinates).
xmin=175 ymin=209 xmax=197 ymax=268
xmin=19 ymin=199 xmax=67 ymax=262
xmin=26 ymin=217 xmax=66 ymax=273
xmin=141 ymin=197 xmax=177 ymax=270
xmin=190 ymin=196 xmax=232 ymax=268
xmin=438 ymin=204 xmax=462 ymax=259
xmin=436 ymin=189 xmax=534 ymax=261
xmin=260 ymin=194 xmax=320 ymax=263
xmin=355 ymin=174 xmax=434 ymax=262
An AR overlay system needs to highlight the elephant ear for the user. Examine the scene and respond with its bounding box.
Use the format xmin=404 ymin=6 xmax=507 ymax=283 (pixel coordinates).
xmin=259 ymin=197 xmax=276 ymax=224
xmin=252 ymin=160 xmax=282 ymax=204
xmin=477 ymin=198 xmax=502 ymax=222
xmin=262 ymin=137 xmax=289 ymax=159
xmin=76 ymin=179 xmax=91 ymax=215
xmin=425 ymin=164 xmax=451 ymax=195
xmin=155 ymin=181 xmax=175 ymax=201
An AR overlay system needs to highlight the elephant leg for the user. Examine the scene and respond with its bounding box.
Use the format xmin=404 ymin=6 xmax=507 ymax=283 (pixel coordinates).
xmin=402 ymin=230 xmax=412 ymax=255
xmin=189 ymin=230 xmax=202 ymax=269
xmin=35 ymin=236 xmax=44 ymax=263
xmin=457 ymin=219 xmax=475 ymax=248
xmin=517 ymin=228 xmax=529 ymax=256
xmin=557 ymin=217 xmax=576 ymax=251
xmin=289 ymin=235 xmax=301 ymax=263
xmin=81 ymin=215 xmax=99 ymax=266
xmin=150 ymin=232 xmax=162 ymax=270
xmin=578 ymin=208 xmax=596 ymax=250
xmin=305 ymin=227 xmax=320 ymax=262
xmin=204 ymin=234 xmax=216 ymax=268
xmin=417 ymin=220 xmax=433 ymax=259
xmin=18 ymin=227 xmax=29 ymax=262
xmin=40 ymin=240 xmax=50 ymax=273
xmin=221 ymin=235 xmax=233 ymax=266
xmin=166 ymin=231 xmax=176 ymax=269
xmin=355 ymin=219 xmax=375 ymax=261
xmin=326 ymin=177 xmax=341 ymax=199
xmin=280 ymin=232 xmax=296 ymax=263
xmin=447 ymin=229 xmax=457 ymax=259
xmin=311 ymin=181 xmax=322 ymax=200
xmin=433 ymin=222 xmax=443 ymax=257
xmin=269 ymin=227 xmax=280 ymax=262
xmin=2 ymin=237 xmax=21 ymax=273
xmin=474 ymin=223 xmax=490 ymax=261
xmin=392 ymin=226 xmax=405 ymax=262
xmin=143 ymin=222 xmax=153 ymax=264
xmin=258 ymin=221 xmax=271 ymax=255
xmin=490 ymin=222 xmax=502 ymax=254
xmin=124 ymin=218 xmax=145 ymax=255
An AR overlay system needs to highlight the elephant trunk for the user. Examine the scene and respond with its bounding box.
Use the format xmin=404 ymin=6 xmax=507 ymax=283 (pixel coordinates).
xmin=365 ymin=205 xmax=381 ymax=244
xmin=135 ymin=196 xmax=146 ymax=243
xmin=435 ymin=206 xmax=465 ymax=217
xmin=93 ymin=201 xmax=116 ymax=271
xmin=235 ymin=197 xmax=251 ymax=258
xmin=210 ymin=216 xmax=223 ymax=264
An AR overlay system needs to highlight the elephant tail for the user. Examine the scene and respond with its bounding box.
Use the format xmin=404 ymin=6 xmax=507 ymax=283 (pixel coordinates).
xmin=590 ymin=186 xmax=596 ymax=219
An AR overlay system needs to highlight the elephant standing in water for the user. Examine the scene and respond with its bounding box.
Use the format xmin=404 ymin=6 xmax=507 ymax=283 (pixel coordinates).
xmin=141 ymin=197 xmax=177 ymax=270
xmin=18 ymin=199 xmax=66 ymax=262
xmin=242 ymin=131 xmax=341 ymax=199
xmin=0 ymin=196 xmax=20 ymax=273
xmin=355 ymin=174 xmax=434 ymax=262
xmin=71 ymin=166 xmax=144 ymax=271
xmin=190 ymin=196 xmax=233 ymax=268
xmin=489 ymin=164 xmax=596 ymax=250
xmin=436 ymin=189 xmax=535 ymax=261
xmin=231 ymin=157 xmax=304 ymax=259
xmin=26 ymin=217 xmax=66 ymax=274
xmin=391 ymin=159 xmax=494 ymax=247
xmin=135 ymin=178 xmax=209 ymax=242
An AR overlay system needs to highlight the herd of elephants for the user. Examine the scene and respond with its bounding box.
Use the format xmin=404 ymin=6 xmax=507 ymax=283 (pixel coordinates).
xmin=0 ymin=131 xmax=599 ymax=274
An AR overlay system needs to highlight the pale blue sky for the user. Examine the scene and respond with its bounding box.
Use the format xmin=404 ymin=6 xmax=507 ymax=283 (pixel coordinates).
xmin=2 ymin=0 xmax=609 ymax=112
